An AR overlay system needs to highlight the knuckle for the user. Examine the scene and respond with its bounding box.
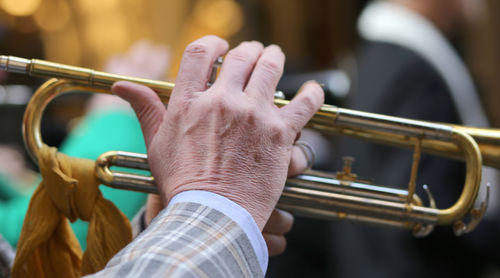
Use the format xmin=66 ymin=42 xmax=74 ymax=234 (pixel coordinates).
xmin=212 ymin=95 xmax=231 ymax=114
xmin=227 ymin=48 xmax=251 ymax=64
xmin=243 ymin=107 xmax=257 ymax=125
xmin=300 ymin=94 xmax=317 ymax=112
xmin=134 ymin=103 xmax=154 ymax=123
xmin=184 ymin=42 xmax=210 ymax=58
xmin=259 ymin=58 xmax=283 ymax=77
xmin=268 ymin=121 xmax=287 ymax=143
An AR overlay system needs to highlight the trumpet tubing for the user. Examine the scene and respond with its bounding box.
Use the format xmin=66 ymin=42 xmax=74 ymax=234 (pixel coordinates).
xmin=0 ymin=55 xmax=494 ymax=237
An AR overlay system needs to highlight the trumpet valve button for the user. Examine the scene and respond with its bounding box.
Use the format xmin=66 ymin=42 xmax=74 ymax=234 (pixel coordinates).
xmin=336 ymin=156 xmax=358 ymax=181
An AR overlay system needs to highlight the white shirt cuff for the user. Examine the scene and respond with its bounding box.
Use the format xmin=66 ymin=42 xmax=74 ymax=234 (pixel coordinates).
xmin=168 ymin=190 xmax=269 ymax=273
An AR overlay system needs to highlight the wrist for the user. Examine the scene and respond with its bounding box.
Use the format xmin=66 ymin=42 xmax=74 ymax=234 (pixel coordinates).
xmin=162 ymin=182 xmax=277 ymax=230
xmin=224 ymin=193 xmax=274 ymax=230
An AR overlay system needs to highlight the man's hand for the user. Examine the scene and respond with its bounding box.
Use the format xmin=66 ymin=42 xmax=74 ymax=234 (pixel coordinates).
xmin=142 ymin=144 xmax=311 ymax=256
xmin=112 ymin=35 xmax=324 ymax=230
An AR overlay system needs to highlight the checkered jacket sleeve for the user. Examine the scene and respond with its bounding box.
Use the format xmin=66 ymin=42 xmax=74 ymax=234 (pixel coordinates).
xmin=86 ymin=202 xmax=263 ymax=278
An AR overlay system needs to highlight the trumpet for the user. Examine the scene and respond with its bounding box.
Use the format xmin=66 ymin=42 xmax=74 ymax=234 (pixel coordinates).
xmin=1 ymin=55 xmax=495 ymax=237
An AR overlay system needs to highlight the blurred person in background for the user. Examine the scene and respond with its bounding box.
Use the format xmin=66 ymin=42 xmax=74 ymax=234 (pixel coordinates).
xmin=329 ymin=0 xmax=500 ymax=277
xmin=267 ymin=0 xmax=500 ymax=277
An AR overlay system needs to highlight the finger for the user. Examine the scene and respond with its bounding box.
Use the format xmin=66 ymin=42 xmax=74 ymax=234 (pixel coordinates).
xmin=263 ymin=209 xmax=294 ymax=234
xmin=263 ymin=233 xmax=287 ymax=256
xmin=280 ymin=81 xmax=324 ymax=133
xmin=245 ymin=45 xmax=285 ymax=101
xmin=174 ymin=35 xmax=229 ymax=99
xmin=288 ymin=145 xmax=309 ymax=177
xmin=215 ymin=41 xmax=263 ymax=92
xmin=112 ymin=81 xmax=166 ymax=148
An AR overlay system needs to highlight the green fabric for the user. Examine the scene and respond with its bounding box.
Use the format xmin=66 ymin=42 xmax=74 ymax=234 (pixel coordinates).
xmin=0 ymin=185 xmax=36 ymax=247
xmin=0 ymin=109 xmax=147 ymax=248
xmin=0 ymin=172 xmax=24 ymax=201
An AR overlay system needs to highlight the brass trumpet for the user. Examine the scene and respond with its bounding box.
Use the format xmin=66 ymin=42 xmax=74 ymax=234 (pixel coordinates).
xmin=0 ymin=55 xmax=494 ymax=237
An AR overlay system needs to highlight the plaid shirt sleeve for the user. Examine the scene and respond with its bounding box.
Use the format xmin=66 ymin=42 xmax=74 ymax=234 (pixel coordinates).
xmin=86 ymin=201 xmax=264 ymax=278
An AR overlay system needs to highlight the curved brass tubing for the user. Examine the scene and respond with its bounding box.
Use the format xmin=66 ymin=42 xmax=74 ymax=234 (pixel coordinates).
xmin=7 ymin=55 xmax=487 ymax=236
xmin=438 ymin=130 xmax=481 ymax=224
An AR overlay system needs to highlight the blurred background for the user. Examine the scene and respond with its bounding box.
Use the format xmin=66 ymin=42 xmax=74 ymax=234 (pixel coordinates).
xmin=2 ymin=0 xmax=500 ymax=277
xmin=0 ymin=0 xmax=362 ymax=159
xmin=1 ymin=0 xmax=500 ymax=156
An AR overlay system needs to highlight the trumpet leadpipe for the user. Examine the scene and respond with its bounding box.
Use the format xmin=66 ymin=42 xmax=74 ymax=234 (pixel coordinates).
xmin=0 ymin=55 xmax=174 ymax=101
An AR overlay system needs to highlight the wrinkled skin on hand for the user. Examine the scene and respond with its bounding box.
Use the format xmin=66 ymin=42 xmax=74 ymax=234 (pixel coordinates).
xmin=112 ymin=35 xmax=324 ymax=233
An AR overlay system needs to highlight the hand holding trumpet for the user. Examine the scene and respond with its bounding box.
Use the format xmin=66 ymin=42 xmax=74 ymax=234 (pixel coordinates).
xmin=113 ymin=35 xmax=324 ymax=231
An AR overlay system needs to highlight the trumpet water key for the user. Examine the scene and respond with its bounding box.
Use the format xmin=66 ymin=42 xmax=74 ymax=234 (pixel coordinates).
xmin=0 ymin=55 xmax=494 ymax=237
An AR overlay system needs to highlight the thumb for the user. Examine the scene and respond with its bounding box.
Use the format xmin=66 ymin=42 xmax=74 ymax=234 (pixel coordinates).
xmin=112 ymin=81 xmax=166 ymax=147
